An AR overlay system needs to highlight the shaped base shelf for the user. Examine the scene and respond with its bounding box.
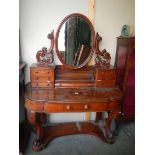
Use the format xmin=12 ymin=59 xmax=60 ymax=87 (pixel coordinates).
xmin=32 ymin=122 xmax=114 ymax=152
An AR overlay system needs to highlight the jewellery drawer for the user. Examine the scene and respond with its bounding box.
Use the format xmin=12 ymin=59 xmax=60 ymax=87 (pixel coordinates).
xmin=31 ymin=82 xmax=54 ymax=88
xmin=96 ymin=69 xmax=116 ymax=81
xmin=30 ymin=66 xmax=54 ymax=88
xmin=95 ymin=80 xmax=116 ymax=87
xmin=31 ymin=75 xmax=54 ymax=82
xmin=30 ymin=68 xmax=54 ymax=79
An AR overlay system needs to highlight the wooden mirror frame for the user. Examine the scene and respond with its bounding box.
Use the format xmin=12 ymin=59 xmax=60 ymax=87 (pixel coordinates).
xmin=55 ymin=13 xmax=95 ymax=69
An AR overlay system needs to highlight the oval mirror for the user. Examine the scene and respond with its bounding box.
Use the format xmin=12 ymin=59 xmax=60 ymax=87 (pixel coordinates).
xmin=55 ymin=13 xmax=95 ymax=69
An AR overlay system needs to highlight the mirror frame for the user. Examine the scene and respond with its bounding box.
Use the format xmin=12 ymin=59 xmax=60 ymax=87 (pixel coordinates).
xmin=55 ymin=13 xmax=95 ymax=69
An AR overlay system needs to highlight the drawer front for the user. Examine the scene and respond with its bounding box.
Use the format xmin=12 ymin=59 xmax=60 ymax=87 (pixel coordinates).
xmin=44 ymin=103 xmax=63 ymax=113
xmin=63 ymin=103 xmax=90 ymax=112
xmin=30 ymin=68 xmax=54 ymax=88
xmin=45 ymin=103 xmax=108 ymax=112
xmin=31 ymin=82 xmax=54 ymax=88
xmin=95 ymin=69 xmax=116 ymax=87
xmin=96 ymin=80 xmax=116 ymax=87
xmin=30 ymin=68 xmax=54 ymax=76
xmin=96 ymin=70 xmax=116 ymax=81
xmin=31 ymin=75 xmax=54 ymax=82
xmin=45 ymin=102 xmax=118 ymax=112
xmin=26 ymin=100 xmax=120 ymax=113
xmin=30 ymin=68 xmax=54 ymax=80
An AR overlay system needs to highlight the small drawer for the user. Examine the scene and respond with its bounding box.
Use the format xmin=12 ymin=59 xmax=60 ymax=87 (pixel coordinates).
xmin=30 ymin=68 xmax=53 ymax=75
xmin=96 ymin=70 xmax=116 ymax=81
xmin=30 ymin=67 xmax=54 ymax=88
xmin=63 ymin=103 xmax=90 ymax=112
xmin=31 ymin=75 xmax=54 ymax=82
xmin=30 ymin=68 xmax=54 ymax=81
xmin=96 ymin=80 xmax=116 ymax=87
xmin=31 ymin=82 xmax=53 ymax=88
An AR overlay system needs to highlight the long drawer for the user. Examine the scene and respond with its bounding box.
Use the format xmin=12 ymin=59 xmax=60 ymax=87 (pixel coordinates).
xmin=25 ymin=99 xmax=120 ymax=113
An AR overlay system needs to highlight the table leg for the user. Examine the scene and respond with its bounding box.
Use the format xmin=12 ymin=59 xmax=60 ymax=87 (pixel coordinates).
xmin=32 ymin=121 xmax=45 ymax=152
xmin=104 ymin=109 xmax=121 ymax=144
xmin=27 ymin=111 xmax=46 ymax=151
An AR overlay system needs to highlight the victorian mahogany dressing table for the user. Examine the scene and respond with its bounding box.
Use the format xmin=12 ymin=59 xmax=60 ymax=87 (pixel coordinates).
xmin=25 ymin=13 xmax=123 ymax=152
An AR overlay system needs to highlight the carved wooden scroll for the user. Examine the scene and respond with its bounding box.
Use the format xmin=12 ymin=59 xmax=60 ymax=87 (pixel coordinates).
xmin=36 ymin=30 xmax=54 ymax=65
xmin=94 ymin=33 xmax=111 ymax=67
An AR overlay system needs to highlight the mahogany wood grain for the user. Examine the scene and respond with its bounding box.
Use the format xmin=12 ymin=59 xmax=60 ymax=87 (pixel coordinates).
xmin=32 ymin=121 xmax=108 ymax=152
xmin=25 ymin=62 xmax=123 ymax=152
xmin=30 ymin=64 xmax=54 ymax=88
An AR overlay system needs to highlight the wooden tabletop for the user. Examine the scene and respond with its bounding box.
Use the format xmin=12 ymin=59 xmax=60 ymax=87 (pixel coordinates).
xmin=25 ymin=83 xmax=123 ymax=103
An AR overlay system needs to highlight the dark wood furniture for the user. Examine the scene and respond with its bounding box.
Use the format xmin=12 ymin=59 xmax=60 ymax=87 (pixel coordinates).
xmin=24 ymin=13 xmax=123 ymax=152
xmin=19 ymin=62 xmax=31 ymax=154
xmin=114 ymin=37 xmax=135 ymax=120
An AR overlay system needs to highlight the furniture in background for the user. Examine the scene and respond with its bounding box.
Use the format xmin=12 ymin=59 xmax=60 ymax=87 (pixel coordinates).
xmin=114 ymin=37 xmax=135 ymax=120
xmin=24 ymin=13 xmax=123 ymax=152
xmin=19 ymin=61 xmax=31 ymax=154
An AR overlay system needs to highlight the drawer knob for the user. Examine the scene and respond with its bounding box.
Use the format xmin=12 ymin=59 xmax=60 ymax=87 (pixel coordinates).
xmin=35 ymin=71 xmax=38 ymax=74
xmin=84 ymin=105 xmax=88 ymax=109
xmin=66 ymin=105 xmax=70 ymax=110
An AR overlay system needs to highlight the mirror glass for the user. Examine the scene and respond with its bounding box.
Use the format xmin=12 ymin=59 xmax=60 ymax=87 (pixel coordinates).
xmin=57 ymin=15 xmax=94 ymax=67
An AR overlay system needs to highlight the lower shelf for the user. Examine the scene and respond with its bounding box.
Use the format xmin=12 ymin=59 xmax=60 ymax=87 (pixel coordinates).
xmin=32 ymin=121 xmax=114 ymax=152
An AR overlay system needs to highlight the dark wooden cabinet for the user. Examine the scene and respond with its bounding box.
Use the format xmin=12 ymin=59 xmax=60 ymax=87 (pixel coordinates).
xmin=114 ymin=37 xmax=135 ymax=120
xmin=19 ymin=62 xmax=31 ymax=154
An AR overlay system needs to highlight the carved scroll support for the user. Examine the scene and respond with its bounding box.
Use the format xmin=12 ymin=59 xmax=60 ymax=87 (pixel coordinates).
xmin=36 ymin=30 xmax=55 ymax=66
xmin=94 ymin=33 xmax=111 ymax=67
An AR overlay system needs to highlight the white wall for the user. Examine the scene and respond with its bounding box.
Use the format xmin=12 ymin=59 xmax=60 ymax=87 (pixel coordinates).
xmin=20 ymin=0 xmax=134 ymax=123
xmin=94 ymin=0 xmax=135 ymax=65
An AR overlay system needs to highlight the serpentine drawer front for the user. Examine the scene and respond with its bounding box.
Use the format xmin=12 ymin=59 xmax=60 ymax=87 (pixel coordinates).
xmin=25 ymin=100 xmax=120 ymax=113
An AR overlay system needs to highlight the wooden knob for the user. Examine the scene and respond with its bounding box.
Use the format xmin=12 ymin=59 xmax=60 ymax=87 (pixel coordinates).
xmin=84 ymin=105 xmax=88 ymax=109
xmin=35 ymin=71 xmax=38 ymax=74
xmin=66 ymin=105 xmax=70 ymax=110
